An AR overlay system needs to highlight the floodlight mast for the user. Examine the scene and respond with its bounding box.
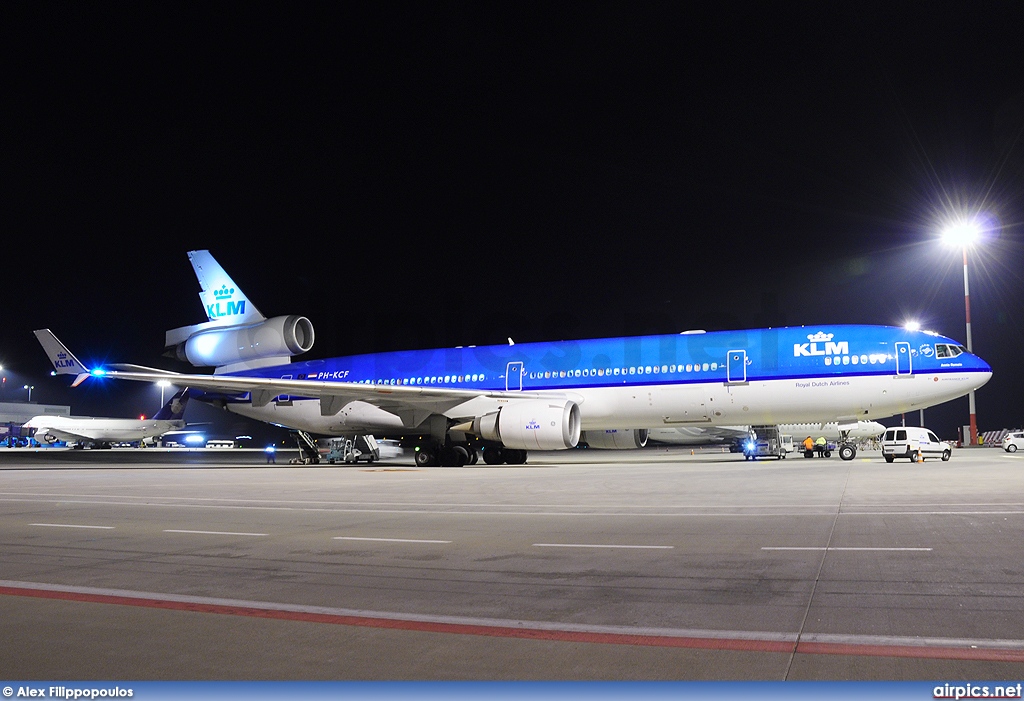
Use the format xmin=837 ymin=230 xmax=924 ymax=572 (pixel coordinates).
xmin=942 ymin=220 xmax=980 ymax=445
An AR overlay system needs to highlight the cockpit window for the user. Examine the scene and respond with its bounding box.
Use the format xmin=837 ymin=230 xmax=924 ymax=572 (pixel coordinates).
xmin=935 ymin=344 xmax=964 ymax=358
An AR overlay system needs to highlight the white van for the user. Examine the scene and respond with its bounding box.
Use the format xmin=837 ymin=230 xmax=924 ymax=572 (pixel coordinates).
xmin=882 ymin=427 xmax=951 ymax=462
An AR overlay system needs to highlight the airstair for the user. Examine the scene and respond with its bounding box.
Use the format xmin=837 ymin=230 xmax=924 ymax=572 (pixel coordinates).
xmin=289 ymin=429 xmax=321 ymax=464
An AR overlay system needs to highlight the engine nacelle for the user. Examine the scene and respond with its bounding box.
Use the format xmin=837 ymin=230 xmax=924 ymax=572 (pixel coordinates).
xmin=173 ymin=315 xmax=315 ymax=367
xmin=37 ymin=432 xmax=59 ymax=444
xmin=581 ymin=429 xmax=649 ymax=449
xmin=472 ymin=400 xmax=581 ymax=451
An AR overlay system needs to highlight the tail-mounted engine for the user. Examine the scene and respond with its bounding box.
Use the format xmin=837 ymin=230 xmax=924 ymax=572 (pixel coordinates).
xmin=170 ymin=315 xmax=315 ymax=368
xmin=470 ymin=400 xmax=581 ymax=450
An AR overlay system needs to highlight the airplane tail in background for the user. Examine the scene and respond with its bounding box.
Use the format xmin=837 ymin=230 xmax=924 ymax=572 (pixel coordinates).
xmin=33 ymin=329 xmax=91 ymax=386
xmin=153 ymin=388 xmax=190 ymax=421
xmin=188 ymin=250 xmax=265 ymax=327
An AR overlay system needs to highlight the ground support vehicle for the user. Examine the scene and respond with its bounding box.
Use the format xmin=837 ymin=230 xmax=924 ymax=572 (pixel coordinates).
xmin=742 ymin=426 xmax=786 ymax=460
xmin=882 ymin=427 xmax=951 ymax=462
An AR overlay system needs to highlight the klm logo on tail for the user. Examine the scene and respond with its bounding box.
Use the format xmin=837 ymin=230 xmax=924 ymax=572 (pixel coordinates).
xmin=207 ymin=284 xmax=246 ymax=319
xmin=794 ymin=332 xmax=849 ymax=358
xmin=54 ymin=351 xmax=79 ymax=370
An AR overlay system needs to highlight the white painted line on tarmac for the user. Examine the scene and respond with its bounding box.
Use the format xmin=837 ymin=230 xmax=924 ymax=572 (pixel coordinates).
xmin=333 ymin=536 xmax=452 ymax=543
xmin=761 ymin=546 xmax=932 ymax=551
xmin=29 ymin=523 xmax=114 ymax=530
xmin=163 ymin=529 xmax=268 ymax=537
xmin=533 ymin=543 xmax=673 ymax=549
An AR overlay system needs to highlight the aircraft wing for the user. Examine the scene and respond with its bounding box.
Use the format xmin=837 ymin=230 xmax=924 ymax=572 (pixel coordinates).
xmin=102 ymin=365 xmax=565 ymax=425
xmin=24 ymin=423 xmax=92 ymax=443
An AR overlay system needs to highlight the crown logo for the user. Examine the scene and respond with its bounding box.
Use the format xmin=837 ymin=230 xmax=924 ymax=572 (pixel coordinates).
xmin=57 ymin=352 xmax=67 ymax=359
xmin=213 ymin=285 xmax=235 ymax=300
xmin=807 ymin=332 xmax=834 ymax=342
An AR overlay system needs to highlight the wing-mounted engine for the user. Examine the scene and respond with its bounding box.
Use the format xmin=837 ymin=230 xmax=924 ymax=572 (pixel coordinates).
xmin=167 ymin=315 xmax=315 ymax=369
xmin=470 ymin=400 xmax=581 ymax=450
xmin=581 ymin=429 xmax=649 ymax=449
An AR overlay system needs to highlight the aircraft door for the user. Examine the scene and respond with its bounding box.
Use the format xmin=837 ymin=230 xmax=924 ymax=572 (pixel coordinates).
xmin=505 ymin=362 xmax=524 ymax=391
xmin=895 ymin=342 xmax=912 ymax=375
xmin=276 ymin=375 xmax=293 ymax=405
xmin=727 ymin=350 xmax=747 ymax=384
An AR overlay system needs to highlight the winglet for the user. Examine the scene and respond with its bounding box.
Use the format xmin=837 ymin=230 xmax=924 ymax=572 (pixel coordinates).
xmin=33 ymin=329 xmax=91 ymax=385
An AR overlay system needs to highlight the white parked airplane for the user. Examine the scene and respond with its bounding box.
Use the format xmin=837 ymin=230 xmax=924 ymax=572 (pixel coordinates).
xmin=23 ymin=388 xmax=189 ymax=449
xmin=37 ymin=250 xmax=992 ymax=464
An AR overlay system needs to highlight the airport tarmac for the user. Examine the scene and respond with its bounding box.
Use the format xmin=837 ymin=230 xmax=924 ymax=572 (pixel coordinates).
xmin=1 ymin=445 xmax=1023 ymax=680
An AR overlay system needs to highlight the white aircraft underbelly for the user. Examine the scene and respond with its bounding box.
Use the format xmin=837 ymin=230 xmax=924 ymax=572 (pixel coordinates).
xmin=224 ymin=370 xmax=985 ymax=436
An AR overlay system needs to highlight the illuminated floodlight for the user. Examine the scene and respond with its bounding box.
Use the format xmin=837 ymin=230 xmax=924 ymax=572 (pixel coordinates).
xmin=904 ymin=320 xmax=921 ymax=331
xmin=184 ymin=434 xmax=206 ymax=445
xmin=157 ymin=380 xmax=171 ymax=388
xmin=940 ymin=219 xmax=981 ymax=248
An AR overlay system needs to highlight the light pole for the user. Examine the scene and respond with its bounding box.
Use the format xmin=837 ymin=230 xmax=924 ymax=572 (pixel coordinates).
xmin=941 ymin=220 xmax=981 ymax=446
xmin=23 ymin=385 xmax=34 ymax=402
xmin=157 ymin=380 xmax=172 ymax=406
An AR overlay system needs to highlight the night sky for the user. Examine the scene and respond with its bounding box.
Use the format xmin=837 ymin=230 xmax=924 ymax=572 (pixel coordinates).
xmin=3 ymin=3 xmax=1023 ymax=441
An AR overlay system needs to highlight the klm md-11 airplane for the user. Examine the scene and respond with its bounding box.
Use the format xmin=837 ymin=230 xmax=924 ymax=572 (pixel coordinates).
xmin=38 ymin=250 xmax=991 ymax=465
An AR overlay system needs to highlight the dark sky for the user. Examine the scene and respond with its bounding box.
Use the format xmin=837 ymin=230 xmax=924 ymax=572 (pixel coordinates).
xmin=3 ymin=3 xmax=1023 ymax=441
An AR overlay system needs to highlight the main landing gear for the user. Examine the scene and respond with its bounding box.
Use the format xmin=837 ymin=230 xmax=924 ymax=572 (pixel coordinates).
xmin=414 ymin=442 xmax=527 ymax=467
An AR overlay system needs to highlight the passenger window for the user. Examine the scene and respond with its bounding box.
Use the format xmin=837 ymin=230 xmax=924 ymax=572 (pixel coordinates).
xmin=884 ymin=430 xmax=894 ymax=440
xmin=896 ymin=430 xmax=907 ymax=441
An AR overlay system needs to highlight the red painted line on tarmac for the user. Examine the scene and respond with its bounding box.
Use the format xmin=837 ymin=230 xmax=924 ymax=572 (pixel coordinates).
xmin=4 ymin=584 xmax=1023 ymax=662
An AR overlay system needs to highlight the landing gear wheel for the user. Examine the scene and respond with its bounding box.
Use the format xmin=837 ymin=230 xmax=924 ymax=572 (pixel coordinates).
xmin=440 ymin=446 xmax=469 ymax=467
xmin=505 ymin=449 xmax=528 ymax=465
xmin=482 ymin=447 xmax=503 ymax=465
xmin=465 ymin=446 xmax=479 ymax=465
xmin=838 ymin=444 xmax=856 ymax=461
xmin=415 ymin=448 xmax=435 ymax=467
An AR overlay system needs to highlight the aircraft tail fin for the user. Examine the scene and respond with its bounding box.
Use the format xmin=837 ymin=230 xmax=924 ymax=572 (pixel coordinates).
xmin=188 ymin=250 xmax=266 ymax=326
xmin=33 ymin=329 xmax=91 ymax=386
xmin=153 ymin=388 xmax=190 ymax=421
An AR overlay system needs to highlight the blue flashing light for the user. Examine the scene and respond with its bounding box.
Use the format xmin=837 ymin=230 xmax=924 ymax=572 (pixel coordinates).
xmin=184 ymin=434 xmax=206 ymax=445
xmin=745 ymin=441 xmax=756 ymax=451
xmin=91 ymin=368 xmax=106 ymax=376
